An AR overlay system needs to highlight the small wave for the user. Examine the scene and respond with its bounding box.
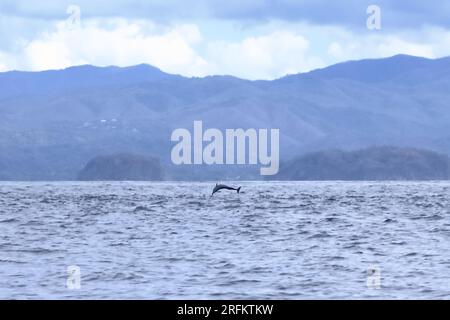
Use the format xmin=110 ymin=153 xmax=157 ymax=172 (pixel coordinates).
xmin=0 ymin=259 xmax=27 ymax=264
xmin=151 ymin=200 xmax=167 ymax=205
xmin=224 ymin=205 xmax=241 ymax=209
xmin=307 ymin=232 xmax=332 ymax=239
xmin=426 ymin=214 xmax=444 ymax=220
xmin=187 ymin=201 xmax=203 ymax=206
xmin=13 ymin=248 xmax=62 ymax=254
xmin=133 ymin=206 xmax=154 ymax=213
xmin=221 ymin=279 xmax=260 ymax=286
xmin=391 ymin=241 xmax=407 ymax=245
xmin=403 ymin=252 xmax=418 ymax=257
xmin=19 ymin=220 xmax=44 ymax=226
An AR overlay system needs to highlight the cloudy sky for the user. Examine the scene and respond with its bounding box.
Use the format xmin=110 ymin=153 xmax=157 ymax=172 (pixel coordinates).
xmin=1 ymin=0 xmax=450 ymax=79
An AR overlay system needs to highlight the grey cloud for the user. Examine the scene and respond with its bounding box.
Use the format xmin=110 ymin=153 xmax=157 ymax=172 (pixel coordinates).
xmin=0 ymin=0 xmax=449 ymax=29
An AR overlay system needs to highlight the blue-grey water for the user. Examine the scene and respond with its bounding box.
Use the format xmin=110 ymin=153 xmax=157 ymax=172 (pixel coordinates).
xmin=0 ymin=181 xmax=449 ymax=299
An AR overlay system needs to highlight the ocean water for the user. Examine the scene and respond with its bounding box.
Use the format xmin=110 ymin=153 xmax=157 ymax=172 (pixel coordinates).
xmin=0 ymin=181 xmax=449 ymax=299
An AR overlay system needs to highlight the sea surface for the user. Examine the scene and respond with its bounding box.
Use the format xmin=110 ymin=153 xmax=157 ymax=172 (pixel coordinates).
xmin=0 ymin=181 xmax=449 ymax=299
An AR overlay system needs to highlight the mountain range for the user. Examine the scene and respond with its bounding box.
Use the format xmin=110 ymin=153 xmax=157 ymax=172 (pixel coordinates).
xmin=1 ymin=54 xmax=450 ymax=180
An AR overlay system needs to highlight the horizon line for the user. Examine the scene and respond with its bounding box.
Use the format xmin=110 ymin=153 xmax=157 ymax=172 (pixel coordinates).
xmin=1 ymin=53 xmax=449 ymax=81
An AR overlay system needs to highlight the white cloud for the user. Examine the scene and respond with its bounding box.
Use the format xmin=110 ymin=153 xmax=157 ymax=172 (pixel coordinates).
xmin=1 ymin=18 xmax=325 ymax=79
xmin=14 ymin=19 xmax=211 ymax=76
xmin=206 ymin=31 xmax=324 ymax=79
xmin=327 ymin=33 xmax=437 ymax=61
xmin=376 ymin=36 xmax=435 ymax=58
xmin=2 ymin=17 xmax=450 ymax=80
xmin=323 ymin=25 xmax=450 ymax=64
xmin=0 ymin=52 xmax=7 ymax=72
xmin=327 ymin=42 xmax=345 ymax=59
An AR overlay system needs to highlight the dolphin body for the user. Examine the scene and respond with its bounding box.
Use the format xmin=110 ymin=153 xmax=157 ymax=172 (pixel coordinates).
xmin=212 ymin=183 xmax=241 ymax=195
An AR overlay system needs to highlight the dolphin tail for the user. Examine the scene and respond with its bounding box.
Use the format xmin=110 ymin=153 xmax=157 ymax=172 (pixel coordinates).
xmin=237 ymin=187 xmax=241 ymax=194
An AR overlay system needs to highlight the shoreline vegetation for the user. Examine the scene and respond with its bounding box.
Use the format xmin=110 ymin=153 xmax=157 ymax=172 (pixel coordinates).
xmin=71 ymin=146 xmax=450 ymax=182
xmin=268 ymin=146 xmax=450 ymax=181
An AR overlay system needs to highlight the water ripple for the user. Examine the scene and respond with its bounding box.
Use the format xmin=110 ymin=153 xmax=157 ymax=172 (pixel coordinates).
xmin=0 ymin=181 xmax=449 ymax=299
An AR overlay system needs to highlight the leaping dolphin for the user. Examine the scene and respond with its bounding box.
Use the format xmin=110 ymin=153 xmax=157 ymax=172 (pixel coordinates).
xmin=212 ymin=183 xmax=241 ymax=196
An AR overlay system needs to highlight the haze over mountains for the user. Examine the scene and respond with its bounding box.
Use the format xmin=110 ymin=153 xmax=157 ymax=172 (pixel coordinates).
xmin=1 ymin=54 xmax=450 ymax=180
